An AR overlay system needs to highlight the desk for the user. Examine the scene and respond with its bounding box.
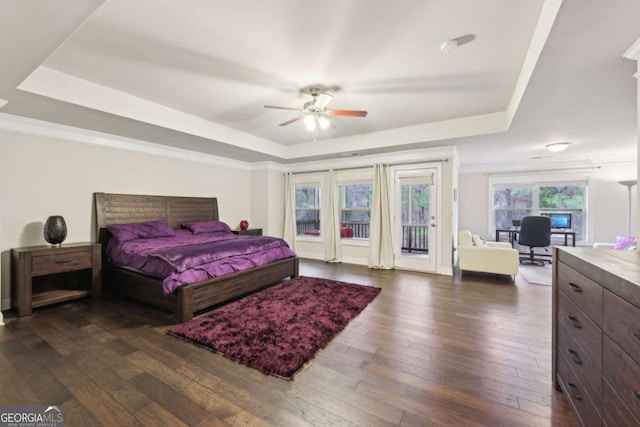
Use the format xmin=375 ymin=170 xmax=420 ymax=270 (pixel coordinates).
xmin=495 ymin=228 xmax=576 ymax=247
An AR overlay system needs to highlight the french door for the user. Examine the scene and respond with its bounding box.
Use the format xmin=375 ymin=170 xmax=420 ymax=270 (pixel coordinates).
xmin=393 ymin=167 xmax=439 ymax=272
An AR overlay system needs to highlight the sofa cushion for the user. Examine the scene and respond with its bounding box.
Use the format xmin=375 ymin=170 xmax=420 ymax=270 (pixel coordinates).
xmin=459 ymin=230 xmax=473 ymax=246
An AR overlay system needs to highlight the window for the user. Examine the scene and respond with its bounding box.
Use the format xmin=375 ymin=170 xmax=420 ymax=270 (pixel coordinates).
xmin=494 ymin=185 xmax=533 ymax=228
xmin=492 ymin=180 xmax=587 ymax=241
xmin=295 ymin=186 xmax=321 ymax=236
xmin=400 ymin=178 xmax=431 ymax=253
xmin=339 ymin=183 xmax=372 ymax=238
xmin=539 ymin=185 xmax=585 ymax=239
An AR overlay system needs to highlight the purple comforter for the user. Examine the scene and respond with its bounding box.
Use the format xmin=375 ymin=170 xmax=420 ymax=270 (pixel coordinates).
xmin=106 ymin=230 xmax=296 ymax=295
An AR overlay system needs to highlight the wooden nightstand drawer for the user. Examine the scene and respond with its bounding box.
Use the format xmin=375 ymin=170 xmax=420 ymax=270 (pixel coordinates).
xmin=232 ymin=228 xmax=262 ymax=236
xmin=31 ymin=249 xmax=92 ymax=276
xmin=557 ymin=261 xmax=602 ymax=326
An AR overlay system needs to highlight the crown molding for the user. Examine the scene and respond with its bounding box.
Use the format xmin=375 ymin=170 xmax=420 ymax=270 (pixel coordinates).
xmin=0 ymin=113 xmax=252 ymax=170
xmin=250 ymin=161 xmax=286 ymax=172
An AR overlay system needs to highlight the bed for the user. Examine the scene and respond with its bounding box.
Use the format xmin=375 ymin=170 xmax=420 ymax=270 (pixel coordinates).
xmin=94 ymin=192 xmax=299 ymax=322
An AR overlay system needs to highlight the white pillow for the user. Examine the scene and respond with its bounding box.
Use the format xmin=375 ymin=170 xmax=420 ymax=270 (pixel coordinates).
xmin=472 ymin=234 xmax=487 ymax=246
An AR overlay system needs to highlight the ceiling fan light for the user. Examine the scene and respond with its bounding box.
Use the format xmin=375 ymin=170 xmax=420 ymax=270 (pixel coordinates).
xmin=318 ymin=116 xmax=330 ymax=129
xmin=315 ymin=93 xmax=334 ymax=109
xmin=545 ymin=142 xmax=571 ymax=152
xmin=304 ymin=115 xmax=316 ymax=132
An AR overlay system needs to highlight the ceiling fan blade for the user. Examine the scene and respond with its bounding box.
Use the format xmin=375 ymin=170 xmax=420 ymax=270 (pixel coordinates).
xmin=265 ymin=105 xmax=301 ymax=111
xmin=278 ymin=116 xmax=304 ymax=126
xmin=314 ymin=93 xmax=333 ymax=109
xmin=326 ymin=109 xmax=368 ymax=117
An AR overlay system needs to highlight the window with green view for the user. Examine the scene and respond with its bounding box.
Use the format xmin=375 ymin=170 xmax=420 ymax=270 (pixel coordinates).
xmin=492 ymin=182 xmax=586 ymax=241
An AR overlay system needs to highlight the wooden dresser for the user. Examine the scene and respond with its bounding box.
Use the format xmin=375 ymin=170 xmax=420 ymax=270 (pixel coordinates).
xmin=553 ymin=247 xmax=640 ymax=426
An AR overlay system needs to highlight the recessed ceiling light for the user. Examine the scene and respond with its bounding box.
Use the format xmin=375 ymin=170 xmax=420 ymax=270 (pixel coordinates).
xmin=545 ymin=142 xmax=571 ymax=152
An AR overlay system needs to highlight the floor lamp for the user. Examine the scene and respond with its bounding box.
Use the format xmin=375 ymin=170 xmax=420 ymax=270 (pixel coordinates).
xmin=619 ymin=180 xmax=637 ymax=236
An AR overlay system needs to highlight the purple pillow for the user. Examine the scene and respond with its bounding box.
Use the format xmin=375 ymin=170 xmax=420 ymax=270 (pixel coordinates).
xmin=613 ymin=235 xmax=636 ymax=250
xmin=182 ymin=220 xmax=231 ymax=235
xmin=107 ymin=219 xmax=176 ymax=242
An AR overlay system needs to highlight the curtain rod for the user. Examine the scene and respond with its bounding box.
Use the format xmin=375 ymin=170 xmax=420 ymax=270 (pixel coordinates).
xmin=288 ymin=158 xmax=449 ymax=175
xmin=485 ymin=165 xmax=601 ymax=176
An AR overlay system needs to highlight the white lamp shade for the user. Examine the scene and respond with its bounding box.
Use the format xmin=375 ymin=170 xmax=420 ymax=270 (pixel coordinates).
xmin=303 ymin=115 xmax=316 ymax=132
xmin=318 ymin=116 xmax=330 ymax=129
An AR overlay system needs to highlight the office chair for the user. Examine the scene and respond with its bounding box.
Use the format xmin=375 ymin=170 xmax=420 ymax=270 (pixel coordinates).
xmin=518 ymin=215 xmax=552 ymax=266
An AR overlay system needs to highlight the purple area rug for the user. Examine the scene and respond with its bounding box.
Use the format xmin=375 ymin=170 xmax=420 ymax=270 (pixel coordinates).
xmin=168 ymin=276 xmax=380 ymax=379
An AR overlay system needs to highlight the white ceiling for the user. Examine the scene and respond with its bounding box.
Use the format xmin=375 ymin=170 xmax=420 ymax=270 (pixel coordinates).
xmin=1 ymin=0 xmax=639 ymax=168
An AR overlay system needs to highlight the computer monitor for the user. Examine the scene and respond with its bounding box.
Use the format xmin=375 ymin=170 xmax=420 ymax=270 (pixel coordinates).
xmin=541 ymin=212 xmax=572 ymax=229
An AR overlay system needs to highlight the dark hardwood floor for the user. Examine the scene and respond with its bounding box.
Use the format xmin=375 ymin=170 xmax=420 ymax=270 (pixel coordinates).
xmin=0 ymin=260 xmax=577 ymax=426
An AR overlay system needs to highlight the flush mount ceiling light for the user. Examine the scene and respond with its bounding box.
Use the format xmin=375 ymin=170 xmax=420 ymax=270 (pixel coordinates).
xmin=440 ymin=39 xmax=458 ymax=54
xmin=545 ymin=142 xmax=571 ymax=152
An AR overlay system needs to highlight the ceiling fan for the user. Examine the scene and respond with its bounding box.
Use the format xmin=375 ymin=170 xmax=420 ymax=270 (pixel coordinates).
xmin=264 ymin=87 xmax=368 ymax=133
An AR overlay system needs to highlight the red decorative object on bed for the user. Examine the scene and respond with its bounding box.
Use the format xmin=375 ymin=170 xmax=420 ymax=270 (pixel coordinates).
xmin=94 ymin=193 xmax=298 ymax=322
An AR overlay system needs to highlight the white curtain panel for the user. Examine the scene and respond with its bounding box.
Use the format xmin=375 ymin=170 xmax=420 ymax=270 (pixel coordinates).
xmin=324 ymin=169 xmax=342 ymax=262
xmin=282 ymin=172 xmax=297 ymax=252
xmin=368 ymin=164 xmax=395 ymax=269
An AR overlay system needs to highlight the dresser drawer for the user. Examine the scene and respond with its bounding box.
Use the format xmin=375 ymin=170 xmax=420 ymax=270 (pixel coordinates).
xmin=31 ymin=249 xmax=93 ymax=276
xmin=557 ymin=352 xmax=602 ymax=427
xmin=603 ymin=290 xmax=640 ymax=367
xmin=602 ymin=380 xmax=640 ymax=427
xmin=558 ymin=292 xmax=603 ymax=372
xmin=602 ymin=335 xmax=640 ymax=422
xmin=557 ymin=261 xmax=603 ymax=327
xmin=558 ymin=321 xmax=601 ymax=404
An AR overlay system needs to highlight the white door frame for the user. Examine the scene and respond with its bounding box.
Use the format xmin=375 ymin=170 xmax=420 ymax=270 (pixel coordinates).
xmin=392 ymin=163 xmax=442 ymax=273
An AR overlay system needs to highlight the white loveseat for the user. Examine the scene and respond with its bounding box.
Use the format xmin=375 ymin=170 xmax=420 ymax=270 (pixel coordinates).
xmin=458 ymin=230 xmax=519 ymax=276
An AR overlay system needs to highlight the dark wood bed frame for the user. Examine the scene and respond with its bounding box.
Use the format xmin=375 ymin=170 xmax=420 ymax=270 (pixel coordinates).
xmin=94 ymin=192 xmax=299 ymax=322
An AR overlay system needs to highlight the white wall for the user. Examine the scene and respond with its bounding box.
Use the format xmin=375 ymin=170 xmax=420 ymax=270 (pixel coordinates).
xmin=0 ymin=128 xmax=251 ymax=309
xmin=458 ymin=162 xmax=638 ymax=244
xmin=250 ymin=165 xmax=285 ymax=238
xmin=459 ymin=173 xmax=490 ymax=239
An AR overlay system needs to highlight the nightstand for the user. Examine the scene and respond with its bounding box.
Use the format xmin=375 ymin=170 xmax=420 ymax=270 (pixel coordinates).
xmin=12 ymin=242 xmax=101 ymax=316
xmin=232 ymin=228 xmax=262 ymax=236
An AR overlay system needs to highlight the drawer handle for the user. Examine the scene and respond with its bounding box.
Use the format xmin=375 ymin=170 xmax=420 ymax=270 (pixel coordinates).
xmin=633 ymin=332 xmax=640 ymax=343
xmin=568 ymin=282 xmax=582 ymax=293
xmin=567 ymin=349 xmax=582 ymax=365
xmin=567 ymin=383 xmax=582 ymax=401
xmin=54 ymin=259 xmax=73 ymax=264
xmin=567 ymin=315 xmax=582 ymax=329
xmin=633 ymin=389 xmax=640 ymax=404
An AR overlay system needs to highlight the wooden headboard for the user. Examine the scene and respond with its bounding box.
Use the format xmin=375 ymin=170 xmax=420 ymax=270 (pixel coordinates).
xmin=94 ymin=192 xmax=219 ymax=247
